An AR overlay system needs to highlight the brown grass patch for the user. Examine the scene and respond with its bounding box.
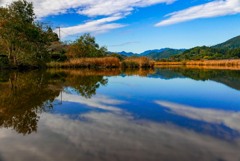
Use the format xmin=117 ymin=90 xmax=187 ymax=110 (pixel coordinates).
xmin=47 ymin=57 xmax=120 ymax=68
xmin=122 ymin=57 xmax=155 ymax=68
xmin=155 ymin=59 xmax=240 ymax=70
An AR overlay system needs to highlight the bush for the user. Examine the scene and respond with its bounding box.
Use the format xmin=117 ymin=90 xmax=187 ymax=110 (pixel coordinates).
xmin=122 ymin=57 xmax=155 ymax=68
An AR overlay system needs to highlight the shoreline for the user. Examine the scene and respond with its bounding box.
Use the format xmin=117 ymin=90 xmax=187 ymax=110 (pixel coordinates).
xmin=1 ymin=59 xmax=240 ymax=71
xmin=155 ymin=59 xmax=240 ymax=70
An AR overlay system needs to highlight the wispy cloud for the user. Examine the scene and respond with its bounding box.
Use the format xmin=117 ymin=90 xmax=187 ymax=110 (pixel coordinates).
xmin=56 ymin=16 xmax=126 ymax=38
xmin=0 ymin=0 xmax=175 ymax=37
xmin=1 ymin=0 xmax=176 ymax=18
xmin=55 ymin=91 xmax=126 ymax=112
xmin=155 ymin=100 xmax=240 ymax=132
xmin=77 ymin=0 xmax=176 ymax=17
xmin=155 ymin=0 xmax=240 ymax=27
xmin=109 ymin=41 xmax=140 ymax=47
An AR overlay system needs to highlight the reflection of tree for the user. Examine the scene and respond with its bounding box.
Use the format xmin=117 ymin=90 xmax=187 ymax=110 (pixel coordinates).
xmin=0 ymin=70 xmax=109 ymax=134
xmin=0 ymin=71 xmax=61 ymax=135
xmin=65 ymin=75 xmax=108 ymax=98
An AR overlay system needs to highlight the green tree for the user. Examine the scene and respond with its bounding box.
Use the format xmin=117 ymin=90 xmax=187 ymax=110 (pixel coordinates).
xmin=67 ymin=33 xmax=107 ymax=58
xmin=0 ymin=0 xmax=59 ymax=67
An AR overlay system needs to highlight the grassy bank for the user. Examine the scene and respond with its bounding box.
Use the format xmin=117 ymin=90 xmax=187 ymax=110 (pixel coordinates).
xmin=155 ymin=59 xmax=240 ymax=69
xmin=47 ymin=57 xmax=155 ymax=69
xmin=47 ymin=57 xmax=120 ymax=68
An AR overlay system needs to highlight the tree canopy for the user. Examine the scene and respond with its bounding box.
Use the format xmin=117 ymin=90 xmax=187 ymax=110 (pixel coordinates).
xmin=67 ymin=33 xmax=107 ymax=58
xmin=0 ymin=0 xmax=59 ymax=68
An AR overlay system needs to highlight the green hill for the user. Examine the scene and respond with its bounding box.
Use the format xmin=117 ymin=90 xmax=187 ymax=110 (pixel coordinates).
xmin=213 ymin=35 xmax=240 ymax=49
xmin=145 ymin=48 xmax=185 ymax=60
xmin=171 ymin=35 xmax=240 ymax=61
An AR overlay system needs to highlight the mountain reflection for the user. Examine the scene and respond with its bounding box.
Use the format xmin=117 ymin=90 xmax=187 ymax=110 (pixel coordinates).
xmin=150 ymin=67 xmax=240 ymax=90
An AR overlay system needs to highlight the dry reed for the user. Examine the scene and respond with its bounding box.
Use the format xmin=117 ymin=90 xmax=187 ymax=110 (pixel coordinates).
xmin=122 ymin=57 xmax=155 ymax=68
xmin=47 ymin=57 xmax=120 ymax=68
xmin=155 ymin=59 xmax=240 ymax=70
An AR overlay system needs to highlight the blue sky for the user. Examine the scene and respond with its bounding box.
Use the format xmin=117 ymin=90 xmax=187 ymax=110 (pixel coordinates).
xmin=1 ymin=0 xmax=240 ymax=53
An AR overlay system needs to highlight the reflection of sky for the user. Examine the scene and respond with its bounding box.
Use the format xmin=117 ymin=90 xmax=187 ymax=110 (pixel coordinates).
xmin=1 ymin=111 xmax=240 ymax=161
xmin=1 ymin=75 xmax=240 ymax=161
xmin=101 ymin=76 xmax=240 ymax=110
xmin=49 ymin=76 xmax=240 ymax=141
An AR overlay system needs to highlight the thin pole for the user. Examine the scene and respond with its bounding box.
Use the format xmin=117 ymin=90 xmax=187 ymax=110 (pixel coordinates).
xmin=56 ymin=27 xmax=61 ymax=41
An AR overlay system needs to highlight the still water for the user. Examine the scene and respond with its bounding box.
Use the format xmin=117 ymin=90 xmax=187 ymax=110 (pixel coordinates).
xmin=0 ymin=68 xmax=240 ymax=161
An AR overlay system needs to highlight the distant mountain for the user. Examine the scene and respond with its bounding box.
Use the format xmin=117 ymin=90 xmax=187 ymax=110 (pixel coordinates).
xmin=116 ymin=48 xmax=185 ymax=60
xmin=139 ymin=49 xmax=166 ymax=56
xmin=140 ymin=48 xmax=185 ymax=60
xmin=213 ymin=35 xmax=240 ymax=49
xmin=117 ymin=51 xmax=137 ymax=57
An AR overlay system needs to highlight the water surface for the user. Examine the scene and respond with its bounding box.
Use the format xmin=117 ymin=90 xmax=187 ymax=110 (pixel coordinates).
xmin=0 ymin=68 xmax=240 ymax=161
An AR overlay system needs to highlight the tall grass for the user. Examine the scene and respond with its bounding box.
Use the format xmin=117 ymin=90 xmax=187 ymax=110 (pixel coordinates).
xmin=155 ymin=61 xmax=182 ymax=66
xmin=122 ymin=57 xmax=155 ymax=68
xmin=155 ymin=59 xmax=240 ymax=69
xmin=47 ymin=57 xmax=120 ymax=68
xmin=185 ymin=59 xmax=240 ymax=66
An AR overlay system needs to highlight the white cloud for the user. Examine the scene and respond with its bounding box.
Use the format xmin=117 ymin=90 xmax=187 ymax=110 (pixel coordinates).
xmin=0 ymin=0 xmax=175 ymax=38
xmin=155 ymin=100 xmax=240 ymax=132
xmin=77 ymin=0 xmax=176 ymax=17
xmin=56 ymin=15 xmax=126 ymax=38
xmin=0 ymin=0 xmax=175 ymax=19
xmin=155 ymin=0 xmax=240 ymax=26
xmin=55 ymin=91 xmax=126 ymax=112
xmin=1 ymin=111 xmax=240 ymax=161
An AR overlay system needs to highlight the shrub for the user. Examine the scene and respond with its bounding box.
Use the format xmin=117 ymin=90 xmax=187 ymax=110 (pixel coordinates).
xmin=122 ymin=57 xmax=155 ymax=68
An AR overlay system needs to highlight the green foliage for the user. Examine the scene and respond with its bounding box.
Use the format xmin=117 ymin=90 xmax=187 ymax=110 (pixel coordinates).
xmin=67 ymin=33 xmax=107 ymax=58
xmin=0 ymin=0 xmax=60 ymax=68
xmin=171 ymin=46 xmax=240 ymax=61
xmin=213 ymin=36 xmax=240 ymax=49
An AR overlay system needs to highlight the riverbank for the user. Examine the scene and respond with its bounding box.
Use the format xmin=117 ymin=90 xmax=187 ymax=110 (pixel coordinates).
xmin=47 ymin=57 xmax=154 ymax=69
xmin=155 ymin=59 xmax=240 ymax=70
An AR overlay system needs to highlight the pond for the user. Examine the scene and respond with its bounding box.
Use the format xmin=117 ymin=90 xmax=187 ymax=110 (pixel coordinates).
xmin=0 ymin=68 xmax=240 ymax=161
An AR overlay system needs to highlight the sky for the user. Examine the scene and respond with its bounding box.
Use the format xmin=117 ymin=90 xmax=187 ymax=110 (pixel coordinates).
xmin=1 ymin=0 xmax=240 ymax=53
